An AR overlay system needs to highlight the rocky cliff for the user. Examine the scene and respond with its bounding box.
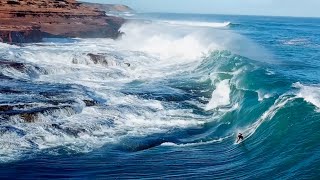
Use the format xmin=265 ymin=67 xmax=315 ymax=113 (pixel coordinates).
xmin=0 ymin=0 xmax=125 ymax=44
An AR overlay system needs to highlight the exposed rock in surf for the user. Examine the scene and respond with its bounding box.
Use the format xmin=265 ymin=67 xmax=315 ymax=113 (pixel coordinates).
xmin=72 ymin=53 xmax=131 ymax=68
xmin=83 ymin=100 xmax=97 ymax=107
xmin=84 ymin=53 xmax=130 ymax=67
xmin=17 ymin=105 xmax=76 ymax=123
xmin=124 ymin=62 xmax=131 ymax=67
xmin=51 ymin=123 xmax=60 ymax=129
xmin=63 ymin=127 xmax=86 ymax=137
xmin=0 ymin=60 xmax=26 ymax=71
xmin=0 ymin=59 xmax=47 ymax=78
xmin=0 ymin=105 xmax=14 ymax=112
xmin=0 ymin=0 xmax=126 ymax=44
xmin=0 ymin=104 xmax=35 ymax=113
xmin=51 ymin=123 xmax=86 ymax=137
xmin=20 ymin=112 xmax=38 ymax=123
xmin=0 ymin=104 xmax=78 ymax=123
xmin=87 ymin=53 xmax=109 ymax=65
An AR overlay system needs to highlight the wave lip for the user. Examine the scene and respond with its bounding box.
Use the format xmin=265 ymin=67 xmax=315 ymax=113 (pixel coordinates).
xmin=293 ymin=82 xmax=320 ymax=109
xmin=205 ymin=80 xmax=231 ymax=111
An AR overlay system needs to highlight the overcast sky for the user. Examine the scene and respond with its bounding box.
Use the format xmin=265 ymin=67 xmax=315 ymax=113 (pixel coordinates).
xmin=85 ymin=0 xmax=320 ymax=17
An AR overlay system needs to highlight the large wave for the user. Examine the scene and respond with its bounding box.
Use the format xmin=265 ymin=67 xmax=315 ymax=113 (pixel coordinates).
xmin=0 ymin=19 xmax=319 ymax=165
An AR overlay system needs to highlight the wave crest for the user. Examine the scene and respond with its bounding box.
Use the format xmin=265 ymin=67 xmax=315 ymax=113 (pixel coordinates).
xmin=293 ymin=82 xmax=320 ymax=109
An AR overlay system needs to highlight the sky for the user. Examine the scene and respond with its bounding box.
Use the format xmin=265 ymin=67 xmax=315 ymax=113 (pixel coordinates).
xmin=85 ymin=0 xmax=320 ymax=17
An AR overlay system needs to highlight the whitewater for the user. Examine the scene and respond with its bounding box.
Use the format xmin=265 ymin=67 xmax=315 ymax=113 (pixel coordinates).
xmin=0 ymin=13 xmax=320 ymax=179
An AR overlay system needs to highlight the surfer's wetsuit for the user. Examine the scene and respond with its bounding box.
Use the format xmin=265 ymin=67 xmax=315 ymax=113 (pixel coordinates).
xmin=237 ymin=133 xmax=244 ymax=143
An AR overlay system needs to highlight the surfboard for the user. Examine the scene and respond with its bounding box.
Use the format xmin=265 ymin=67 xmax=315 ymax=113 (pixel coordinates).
xmin=235 ymin=139 xmax=243 ymax=144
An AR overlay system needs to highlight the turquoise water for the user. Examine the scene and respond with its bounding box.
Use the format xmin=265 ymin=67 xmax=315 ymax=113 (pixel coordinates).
xmin=0 ymin=13 xmax=320 ymax=179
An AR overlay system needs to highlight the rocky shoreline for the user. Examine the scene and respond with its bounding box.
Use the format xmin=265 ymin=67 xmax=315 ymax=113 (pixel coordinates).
xmin=0 ymin=51 xmax=130 ymax=124
xmin=0 ymin=0 xmax=126 ymax=44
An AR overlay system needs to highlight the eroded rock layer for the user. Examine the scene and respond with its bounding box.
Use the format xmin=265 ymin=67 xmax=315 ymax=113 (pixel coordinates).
xmin=0 ymin=0 xmax=125 ymax=43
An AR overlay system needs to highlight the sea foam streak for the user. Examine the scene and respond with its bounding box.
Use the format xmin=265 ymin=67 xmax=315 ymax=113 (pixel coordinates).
xmin=163 ymin=20 xmax=231 ymax=28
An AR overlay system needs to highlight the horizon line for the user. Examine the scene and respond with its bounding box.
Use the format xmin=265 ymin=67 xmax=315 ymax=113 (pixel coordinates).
xmin=133 ymin=10 xmax=320 ymax=19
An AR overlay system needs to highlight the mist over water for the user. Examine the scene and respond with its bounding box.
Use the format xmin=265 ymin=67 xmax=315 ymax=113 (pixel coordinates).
xmin=0 ymin=13 xmax=320 ymax=179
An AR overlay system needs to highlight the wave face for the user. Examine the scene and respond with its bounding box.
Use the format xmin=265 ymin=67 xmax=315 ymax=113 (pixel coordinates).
xmin=0 ymin=13 xmax=320 ymax=179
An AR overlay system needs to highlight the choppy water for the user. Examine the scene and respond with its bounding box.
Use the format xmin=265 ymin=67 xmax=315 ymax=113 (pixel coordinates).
xmin=0 ymin=13 xmax=320 ymax=179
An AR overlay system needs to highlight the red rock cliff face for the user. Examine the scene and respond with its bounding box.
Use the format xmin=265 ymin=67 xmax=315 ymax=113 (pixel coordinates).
xmin=0 ymin=25 xmax=42 ymax=43
xmin=0 ymin=0 xmax=125 ymax=43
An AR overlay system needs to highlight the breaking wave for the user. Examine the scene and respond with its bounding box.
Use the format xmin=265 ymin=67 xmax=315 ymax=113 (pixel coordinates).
xmin=0 ymin=17 xmax=319 ymax=175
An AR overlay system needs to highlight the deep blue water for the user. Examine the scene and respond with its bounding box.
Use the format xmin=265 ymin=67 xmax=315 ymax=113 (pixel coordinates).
xmin=0 ymin=13 xmax=320 ymax=179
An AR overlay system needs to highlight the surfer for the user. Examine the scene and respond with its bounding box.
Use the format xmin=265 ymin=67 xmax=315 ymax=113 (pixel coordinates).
xmin=237 ymin=133 xmax=244 ymax=143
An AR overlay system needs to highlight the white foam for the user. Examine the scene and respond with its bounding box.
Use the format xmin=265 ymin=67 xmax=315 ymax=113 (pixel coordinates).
xmin=163 ymin=20 xmax=231 ymax=28
xmin=293 ymin=82 xmax=320 ymax=109
xmin=161 ymin=135 xmax=231 ymax=147
xmin=257 ymin=90 xmax=272 ymax=101
xmin=0 ymin=89 xmax=208 ymax=162
xmin=205 ymin=80 xmax=231 ymax=110
xmin=266 ymin=69 xmax=275 ymax=75
xmin=119 ymin=22 xmax=219 ymax=61
xmin=123 ymin=13 xmax=135 ymax=17
xmin=0 ymin=134 xmax=31 ymax=162
xmin=0 ymin=42 xmax=19 ymax=49
xmin=118 ymin=20 xmax=272 ymax=65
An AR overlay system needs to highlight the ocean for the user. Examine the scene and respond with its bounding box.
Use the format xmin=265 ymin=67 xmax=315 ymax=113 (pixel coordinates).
xmin=0 ymin=13 xmax=320 ymax=179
